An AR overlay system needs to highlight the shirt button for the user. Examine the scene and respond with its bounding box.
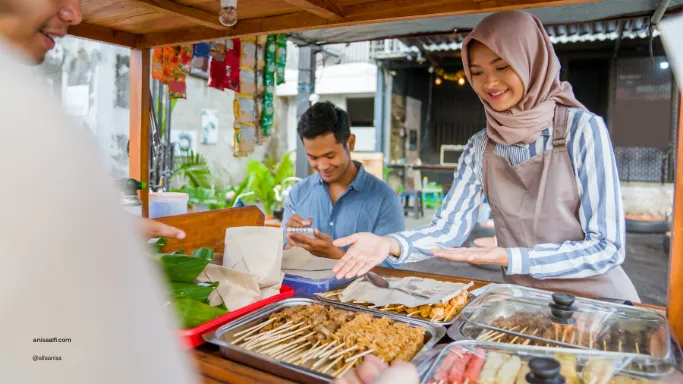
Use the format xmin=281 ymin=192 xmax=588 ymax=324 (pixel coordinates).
xmin=330 ymin=222 xmax=334 ymax=226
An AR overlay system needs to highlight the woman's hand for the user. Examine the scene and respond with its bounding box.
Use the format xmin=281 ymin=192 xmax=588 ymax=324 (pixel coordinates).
xmin=332 ymin=355 xmax=419 ymax=384
xmin=431 ymin=246 xmax=508 ymax=267
xmin=332 ymin=233 xmax=400 ymax=279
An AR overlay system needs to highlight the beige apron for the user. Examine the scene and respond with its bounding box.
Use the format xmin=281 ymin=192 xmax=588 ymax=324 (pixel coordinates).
xmin=483 ymin=105 xmax=640 ymax=302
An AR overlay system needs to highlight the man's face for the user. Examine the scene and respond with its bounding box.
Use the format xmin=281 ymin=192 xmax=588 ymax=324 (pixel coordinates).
xmin=0 ymin=0 xmax=82 ymax=64
xmin=303 ymin=132 xmax=355 ymax=184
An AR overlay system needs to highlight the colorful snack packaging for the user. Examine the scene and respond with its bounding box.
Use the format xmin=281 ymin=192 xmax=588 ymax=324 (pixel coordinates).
xmin=275 ymin=34 xmax=288 ymax=85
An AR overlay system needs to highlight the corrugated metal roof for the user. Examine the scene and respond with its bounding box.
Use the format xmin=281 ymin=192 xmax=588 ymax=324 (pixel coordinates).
xmin=293 ymin=0 xmax=683 ymax=45
xmin=397 ymin=17 xmax=660 ymax=54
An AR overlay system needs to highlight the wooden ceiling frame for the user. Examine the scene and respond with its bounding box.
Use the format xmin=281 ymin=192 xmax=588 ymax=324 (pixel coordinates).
xmin=134 ymin=0 xmax=230 ymax=30
xmin=282 ymin=0 xmax=344 ymax=20
xmin=139 ymin=0 xmax=599 ymax=47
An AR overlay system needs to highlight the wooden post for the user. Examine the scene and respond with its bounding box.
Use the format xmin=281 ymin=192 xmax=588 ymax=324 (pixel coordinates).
xmin=129 ymin=48 xmax=151 ymax=218
xmin=669 ymin=93 xmax=683 ymax=344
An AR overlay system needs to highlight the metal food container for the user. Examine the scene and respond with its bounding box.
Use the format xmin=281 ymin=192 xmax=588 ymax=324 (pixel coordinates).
xmin=315 ymin=279 xmax=475 ymax=326
xmin=456 ymin=284 xmax=672 ymax=360
xmin=203 ymin=298 xmax=446 ymax=384
xmin=420 ymin=340 xmax=682 ymax=384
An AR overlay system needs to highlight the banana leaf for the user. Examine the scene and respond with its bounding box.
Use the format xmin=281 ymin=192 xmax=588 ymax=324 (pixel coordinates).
xmin=148 ymin=237 xmax=168 ymax=253
xmin=173 ymin=297 xmax=228 ymax=329
xmin=191 ymin=248 xmax=214 ymax=261
xmin=171 ymin=248 xmax=185 ymax=255
xmin=170 ymin=282 xmax=219 ymax=303
xmin=158 ymin=254 xmax=210 ymax=283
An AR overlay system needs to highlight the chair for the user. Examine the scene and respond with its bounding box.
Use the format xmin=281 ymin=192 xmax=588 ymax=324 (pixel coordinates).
xmin=402 ymin=190 xmax=424 ymax=218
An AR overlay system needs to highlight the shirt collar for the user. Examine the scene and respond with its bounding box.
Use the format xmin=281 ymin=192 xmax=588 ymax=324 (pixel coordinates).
xmin=316 ymin=161 xmax=366 ymax=192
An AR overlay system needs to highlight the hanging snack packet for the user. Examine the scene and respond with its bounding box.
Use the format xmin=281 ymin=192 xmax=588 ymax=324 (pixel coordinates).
xmin=210 ymin=39 xmax=227 ymax=61
xmin=224 ymin=38 xmax=241 ymax=92
xmin=208 ymin=56 xmax=226 ymax=91
xmin=239 ymin=67 xmax=257 ymax=96
xmin=168 ymin=77 xmax=187 ymax=99
xmin=275 ymin=34 xmax=288 ymax=85
xmin=152 ymin=48 xmax=164 ymax=81
xmin=261 ymin=34 xmax=277 ymax=135
xmin=240 ymin=37 xmax=257 ymax=68
xmin=193 ymin=42 xmax=210 ymax=58
xmin=234 ymin=94 xmax=257 ymax=124
xmin=233 ymin=124 xmax=257 ymax=157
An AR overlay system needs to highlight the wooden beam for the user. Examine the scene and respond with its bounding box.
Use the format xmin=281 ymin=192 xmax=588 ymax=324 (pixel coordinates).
xmin=139 ymin=0 xmax=598 ymax=47
xmin=282 ymin=0 xmax=344 ymax=20
xmin=129 ymin=48 xmax=151 ymax=218
xmin=68 ymin=23 xmax=139 ymax=48
xmin=669 ymin=93 xmax=683 ymax=345
xmin=135 ymin=0 xmax=228 ymax=30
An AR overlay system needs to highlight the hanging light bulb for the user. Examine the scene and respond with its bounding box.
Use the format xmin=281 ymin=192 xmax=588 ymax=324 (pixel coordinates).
xmin=435 ymin=77 xmax=442 ymax=85
xmin=458 ymin=77 xmax=466 ymax=86
xmin=219 ymin=0 xmax=238 ymax=27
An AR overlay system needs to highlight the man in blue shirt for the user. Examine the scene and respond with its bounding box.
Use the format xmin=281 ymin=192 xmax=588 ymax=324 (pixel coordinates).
xmin=283 ymin=102 xmax=404 ymax=267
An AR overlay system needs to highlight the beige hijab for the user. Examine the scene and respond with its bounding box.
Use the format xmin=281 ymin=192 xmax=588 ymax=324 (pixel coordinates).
xmin=461 ymin=11 xmax=586 ymax=145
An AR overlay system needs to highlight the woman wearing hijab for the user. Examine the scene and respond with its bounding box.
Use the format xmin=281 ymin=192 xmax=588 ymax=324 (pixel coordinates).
xmin=331 ymin=10 xmax=639 ymax=302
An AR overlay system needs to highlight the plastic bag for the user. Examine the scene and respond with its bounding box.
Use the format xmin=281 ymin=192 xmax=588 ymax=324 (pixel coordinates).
xmin=240 ymin=37 xmax=257 ymax=68
xmin=233 ymin=123 xmax=257 ymax=157
xmin=234 ymin=94 xmax=257 ymax=124
xmin=239 ymin=68 xmax=256 ymax=96
xmin=261 ymin=34 xmax=277 ymax=135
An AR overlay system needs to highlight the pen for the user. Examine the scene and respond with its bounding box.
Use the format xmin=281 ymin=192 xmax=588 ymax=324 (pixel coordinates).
xmin=285 ymin=203 xmax=310 ymax=227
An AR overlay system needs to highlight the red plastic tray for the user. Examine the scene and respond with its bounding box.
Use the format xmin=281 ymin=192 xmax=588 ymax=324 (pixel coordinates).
xmin=179 ymin=285 xmax=295 ymax=349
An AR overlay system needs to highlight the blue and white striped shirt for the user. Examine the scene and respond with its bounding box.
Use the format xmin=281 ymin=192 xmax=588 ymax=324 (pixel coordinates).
xmin=388 ymin=108 xmax=626 ymax=280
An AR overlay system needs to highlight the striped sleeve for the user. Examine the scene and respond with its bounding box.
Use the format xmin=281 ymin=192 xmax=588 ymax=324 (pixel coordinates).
xmin=505 ymin=111 xmax=626 ymax=279
xmin=387 ymin=135 xmax=484 ymax=264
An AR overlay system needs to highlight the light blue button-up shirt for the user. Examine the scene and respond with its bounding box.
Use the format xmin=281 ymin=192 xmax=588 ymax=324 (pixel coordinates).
xmin=283 ymin=163 xmax=405 ymax=267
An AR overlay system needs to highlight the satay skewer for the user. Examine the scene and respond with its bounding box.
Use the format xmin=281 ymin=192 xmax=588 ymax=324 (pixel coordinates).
xmin=274 ymin=341 xmax=311 ymax=360
xmin=260 ymin=330 xmax=315 ymax=354
xmin=312 ymin=343 xmax=347 ymax=369
xmin=241 ymin=321 xmax=298 ymax=346
xmin=321 ymin=355 xmax=344 ymax=374
xmin=329 ymin=345 xmax=358 ymax=359
xmin=251 ymin=325 xmax=313 ymax=351
xmin=334 ymin=360 xmax=356 ymax=377
xmin=508 ymin=327 xmax=528 ymax=344
xmin=345 ymin=349 xmax=375 ymax=363
xmin=232 ymin=318 xmax=276 ymax=338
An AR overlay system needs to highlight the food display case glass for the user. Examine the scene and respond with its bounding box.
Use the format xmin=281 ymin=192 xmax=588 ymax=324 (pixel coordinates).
xmin=457 ymin=285 xmax=671 ymax=359
xmin=422 ymin=340 xmax=682 ymax=384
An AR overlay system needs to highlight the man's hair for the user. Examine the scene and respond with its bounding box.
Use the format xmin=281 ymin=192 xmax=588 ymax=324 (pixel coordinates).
xmin=297 ymin=101 xmax=351 ymax=145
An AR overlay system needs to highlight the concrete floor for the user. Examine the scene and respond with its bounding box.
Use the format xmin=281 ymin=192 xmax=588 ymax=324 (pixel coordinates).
xmin=398 ymin=209 xmax=670 ymax=307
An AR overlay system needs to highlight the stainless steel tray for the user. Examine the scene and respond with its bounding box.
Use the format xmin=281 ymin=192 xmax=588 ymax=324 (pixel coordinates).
xmin=315 ymin=281 xmax=475 ymax=326
xmin=420 ymin=340 xmax=680 ymax=384
xmin=203 ymin=297 xmax=446 ymax=384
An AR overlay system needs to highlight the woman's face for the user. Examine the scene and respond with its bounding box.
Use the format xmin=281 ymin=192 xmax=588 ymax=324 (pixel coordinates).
xmin=468 ymin=40 xmax=525 ymax=112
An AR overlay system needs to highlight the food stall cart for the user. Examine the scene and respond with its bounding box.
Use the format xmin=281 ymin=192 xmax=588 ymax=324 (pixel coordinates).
xmin=69 ymin=0 xmax=683 ymax=382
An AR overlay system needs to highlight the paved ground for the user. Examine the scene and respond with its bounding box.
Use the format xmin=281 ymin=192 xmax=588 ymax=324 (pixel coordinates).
xmin=398 ymin=209 xmax=670 ymax=307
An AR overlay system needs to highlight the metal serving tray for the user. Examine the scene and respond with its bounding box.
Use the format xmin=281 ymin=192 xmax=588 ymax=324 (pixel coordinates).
xmin=203 ymin=297 xmax=446 ymax=384
xmin=315 ymin=281 xmax=475 ymax=327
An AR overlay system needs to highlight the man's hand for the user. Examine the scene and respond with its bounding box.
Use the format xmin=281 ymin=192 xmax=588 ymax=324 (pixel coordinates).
xmin=140 ymin=218 xmax=186 ymax=240
xmin=431 ymin=246 xmax=508 ymax=267
xmin=331 ymin=233 xmax=399 ymax=279
xmin=285 ymin=214 xmax=311 ymax=228
xmin=288 ymin=229 xmax=344 ymax=259
xmin=332 ymin=355 xmax=419 ymax=384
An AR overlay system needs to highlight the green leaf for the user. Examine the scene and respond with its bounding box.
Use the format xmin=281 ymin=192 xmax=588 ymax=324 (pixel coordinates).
xmin=148 ymin=237 xmax=168 ymax=253
xmin=171 ymin=248 xmax=185 ymax=255
xmin=170 ymin=282 xmax=218 ymax=303
xmin=215 ymin=302 xmax=229 ymax=311
xmin=158 ymin=255 xmax=210 ymax=283
xmin=172 ymin=297 xmax=228 ymax=329
xmin=191 ymin=248 xmax=214 ymax=261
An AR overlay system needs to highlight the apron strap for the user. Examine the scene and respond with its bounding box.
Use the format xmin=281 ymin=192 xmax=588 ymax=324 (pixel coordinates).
xmin=552 ymin=105 xmax=570 ymax=147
